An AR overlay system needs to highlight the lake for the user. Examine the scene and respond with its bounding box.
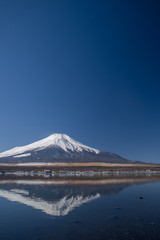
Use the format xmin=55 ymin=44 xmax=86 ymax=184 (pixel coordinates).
xmin=0 ymin=176 xmax=160 ymax=240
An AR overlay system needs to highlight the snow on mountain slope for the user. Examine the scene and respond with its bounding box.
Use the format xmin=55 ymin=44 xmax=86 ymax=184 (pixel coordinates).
xmin=0 ymin=133 xmax=100 ymax=158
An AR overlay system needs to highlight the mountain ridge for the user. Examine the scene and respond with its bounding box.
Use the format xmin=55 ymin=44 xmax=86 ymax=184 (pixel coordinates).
xmin=0 ymin=133 xmax=134 ymax=164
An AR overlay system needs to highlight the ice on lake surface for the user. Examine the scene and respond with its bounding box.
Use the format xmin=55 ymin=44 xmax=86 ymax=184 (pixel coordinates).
xmin=0 ymin=177 xmax=160 ymax=240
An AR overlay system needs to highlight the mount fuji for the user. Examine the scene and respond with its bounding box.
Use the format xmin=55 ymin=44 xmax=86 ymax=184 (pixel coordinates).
xmin=0 ymin=133 xmax=132 ymax=163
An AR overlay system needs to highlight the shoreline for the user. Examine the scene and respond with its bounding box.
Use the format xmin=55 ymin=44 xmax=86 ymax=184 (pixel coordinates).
xmin=0 ymin=162 xmax=160 ymax=177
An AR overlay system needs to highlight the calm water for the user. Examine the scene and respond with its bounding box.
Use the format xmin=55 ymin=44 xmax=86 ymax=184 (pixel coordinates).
xmin=0 ymin=177 xmax=160 ymax=240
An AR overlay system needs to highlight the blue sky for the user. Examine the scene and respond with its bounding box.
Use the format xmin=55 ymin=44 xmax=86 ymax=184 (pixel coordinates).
xmin=0 ymin=0 xmax=160 ymax=162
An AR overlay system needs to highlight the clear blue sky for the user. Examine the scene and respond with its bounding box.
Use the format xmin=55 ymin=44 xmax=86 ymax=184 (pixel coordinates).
xmin=0 ymin=0 xmax=160 ymax=162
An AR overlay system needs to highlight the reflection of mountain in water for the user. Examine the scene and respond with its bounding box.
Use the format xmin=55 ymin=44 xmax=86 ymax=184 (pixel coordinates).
xmin=0 ymin=181 xmax=151 ymax=216
xmin=0 ymin=189 xmax=100 ymax=216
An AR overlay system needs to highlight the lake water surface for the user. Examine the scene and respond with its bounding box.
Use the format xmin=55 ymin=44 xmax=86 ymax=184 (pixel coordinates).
xmin=0 ymin=177 xmax=160 ymax=240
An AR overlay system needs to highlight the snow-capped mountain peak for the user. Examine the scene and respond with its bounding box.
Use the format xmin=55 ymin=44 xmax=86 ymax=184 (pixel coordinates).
xmin=0 ymin=133 xmax=100 ymax=159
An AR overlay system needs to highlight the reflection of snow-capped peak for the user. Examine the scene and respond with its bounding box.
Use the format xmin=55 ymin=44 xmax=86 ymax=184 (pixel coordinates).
xmin=0 ymin=189 xmax=100 ymax=216
xmin=0 ymin=133 xmax=100 ymax=158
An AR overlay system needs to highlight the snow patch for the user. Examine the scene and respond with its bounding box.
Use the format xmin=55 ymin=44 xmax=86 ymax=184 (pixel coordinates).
xmin=11 ymin=189 xmax=29 ymax=195
xmin=13 ymin=153 xmax=31 ymax=158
